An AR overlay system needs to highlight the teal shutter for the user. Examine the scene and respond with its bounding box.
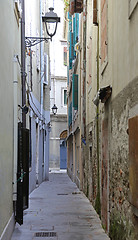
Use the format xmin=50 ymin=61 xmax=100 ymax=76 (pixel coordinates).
xmin=68 ymin=15 xmax=73 ymax=70
xmin=67 ymin=66 xmax=69 ymax=85
xmin=68 ymin=102 xmax=72 ymax=126
xmin=73 ymin=16 xmax=76 ymax=58
xmin=72 ymin=74 xmax=78 ymax=110
xmin=76 ymin=13 xmax=79 ymax=42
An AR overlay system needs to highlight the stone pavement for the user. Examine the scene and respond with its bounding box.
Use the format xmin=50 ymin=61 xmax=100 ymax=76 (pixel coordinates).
xmin=11 ymin=171 xmax=110 ymax=240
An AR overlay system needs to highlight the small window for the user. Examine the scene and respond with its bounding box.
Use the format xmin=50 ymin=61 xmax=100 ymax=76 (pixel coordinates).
xmin=89 ymin=146 xmax=92 ymax=159
xmin=64 ymin=90 xmax=67 ymax=105
xmin=64 ymin=47 xmax=67 ymax=66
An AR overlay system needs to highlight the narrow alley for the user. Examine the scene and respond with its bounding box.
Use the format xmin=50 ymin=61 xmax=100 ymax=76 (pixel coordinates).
xmin=11 ymin=171 xmax=109 ymax=240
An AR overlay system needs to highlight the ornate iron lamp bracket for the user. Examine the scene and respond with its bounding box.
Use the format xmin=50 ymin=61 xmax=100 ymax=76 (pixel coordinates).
xmin=25 ymin=37 xmax=52 ymax=47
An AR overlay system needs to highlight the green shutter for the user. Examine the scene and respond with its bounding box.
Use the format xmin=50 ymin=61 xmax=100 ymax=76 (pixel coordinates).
xmin=68 ymin=102 xmax=72 ymax=126
xmin=72 ymin=74 xmax=78 ymax=110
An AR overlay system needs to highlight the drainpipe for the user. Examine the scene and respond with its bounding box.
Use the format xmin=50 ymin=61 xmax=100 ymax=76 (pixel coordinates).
xmin=13 ymin=56 xmax=18 ymax=201
xmin=40 ymin=0 xmax=43 ymax=118
xmin=95 ymin=20 xmax=101 ymax=217
xmin=45 ymin=127 xmax=50 ymax=181
xmin=21 ymin=0 xmax=26 ymax=128
xmin=82 ymin=0 xmax=87 ymax=139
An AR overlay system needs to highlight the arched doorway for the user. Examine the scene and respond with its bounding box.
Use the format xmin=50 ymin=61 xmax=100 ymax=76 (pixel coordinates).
xmin=60 ymin=130 xmax=67 ymax=169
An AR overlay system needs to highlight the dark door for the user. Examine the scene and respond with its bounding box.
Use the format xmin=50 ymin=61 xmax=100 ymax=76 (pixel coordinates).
xmin=60 ymin=139 xmax=67 ymax=169
xmin=16 ymin=123 xmax=29 ymax=225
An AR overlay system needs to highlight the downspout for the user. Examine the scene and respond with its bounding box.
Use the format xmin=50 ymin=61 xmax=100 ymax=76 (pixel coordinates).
xmin=40 ymin=0 xmax=44 ymax=183
xmin=45 ymin=127 xmax=50 ymax=181
xmin=21 ymin=0 xmax=26 ymax=128
xmin=82 ymin=0 xmax=87 ymax=139
xmin=82 ymin=0 xmax=87 ymax=193
xmin=40 ymin=0 xmax=43 ymax=118
xmin=95 ymin=20 xmax=101 ymax=217
xmin=13 ymin=56 xmax=18 ymax=201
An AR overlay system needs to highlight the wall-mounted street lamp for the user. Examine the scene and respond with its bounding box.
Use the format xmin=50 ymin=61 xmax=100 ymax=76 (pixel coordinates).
xmin=43 ymin=7 xmax=60 ymax=38
xmin=52 ymin=104 xmax=58 ymax=115
xmin=25 ymin=7 xmax=60 ymax=47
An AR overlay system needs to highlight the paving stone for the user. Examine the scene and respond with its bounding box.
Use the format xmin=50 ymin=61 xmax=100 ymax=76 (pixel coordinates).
xmin=11 ymin=171 xmax=110 ymax=240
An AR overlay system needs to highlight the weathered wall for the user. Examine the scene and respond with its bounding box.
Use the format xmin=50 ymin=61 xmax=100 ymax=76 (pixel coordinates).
xmin=109 ymin=77 xmax=138 ymax=239
xmin=82 ymin=0 xmax=138 ymax=238
xmin=98 ymin=0 xmax=138 ymax=238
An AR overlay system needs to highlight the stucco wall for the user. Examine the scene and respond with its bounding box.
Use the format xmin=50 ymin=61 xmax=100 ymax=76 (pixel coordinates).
xmin=0 ymin=0 xmax=21 ymax=238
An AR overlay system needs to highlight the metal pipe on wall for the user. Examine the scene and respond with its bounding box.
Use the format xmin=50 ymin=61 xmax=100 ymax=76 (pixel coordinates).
xmin=40 ymin=0 xmax=44 ymax=118
xmin=21 ymin=0 xmax=26 ymax=128
xmin=13 ymin=56 xmax=18 ymax=201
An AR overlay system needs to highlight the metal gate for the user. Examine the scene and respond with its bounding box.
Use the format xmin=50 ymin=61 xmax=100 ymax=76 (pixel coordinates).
xmin=16 ymin=122 xmax=29 ymax=225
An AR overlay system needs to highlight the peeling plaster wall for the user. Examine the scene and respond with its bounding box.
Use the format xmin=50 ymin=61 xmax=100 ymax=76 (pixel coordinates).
xmin=109 ymin=77 xmax=138 ymax=239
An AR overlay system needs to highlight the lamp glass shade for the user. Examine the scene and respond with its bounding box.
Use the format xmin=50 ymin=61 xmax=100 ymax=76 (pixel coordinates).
xmin=52 ymin=104 xmax=58 ymax=115
xmin=42 ymin=8 xmax=60 ymax=38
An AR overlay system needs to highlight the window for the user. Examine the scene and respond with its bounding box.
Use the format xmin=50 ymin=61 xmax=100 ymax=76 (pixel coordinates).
xmin=64 ymin=90 xmax=67 ymax=105
xmin=72 ymin=74 xmax=78 ymax=110
xmin=64 ymin=47 xmax=67 ymax=66
xmin=61 ymin=88 xmax=67 ymax=107
xmin=89 ymin=146 xmax=92 ymax=159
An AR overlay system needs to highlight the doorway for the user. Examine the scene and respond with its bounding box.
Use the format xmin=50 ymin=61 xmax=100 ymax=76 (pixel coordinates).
xmin=60 ymin=130 xmax=67 ymax=169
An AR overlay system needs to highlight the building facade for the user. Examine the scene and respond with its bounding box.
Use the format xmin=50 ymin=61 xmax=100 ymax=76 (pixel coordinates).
xmin=49 ymin=0 xmax=67 ymax=170
xmin=0 ymin=1 xmax=22 ymax=239
xmin=0 ymin=0 xmax=53 ymax=238
xmin=25 ymin=0 xmax=51 ymax=191
xmin=67 ymin=0 xmax=138 ymax=239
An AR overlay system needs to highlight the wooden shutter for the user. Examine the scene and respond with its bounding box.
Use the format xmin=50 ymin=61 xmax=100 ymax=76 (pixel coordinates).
xmin=75 ymin=0 xmax=83 ymax=13
xmin=70 ymin=0 xmax=83 ymax=15
xmin=129 ymin=116 xmax=138 ymax=216
xmin=68 ymin=102 xmax=72 ymax=126
xmin=69 ymin=32 xmax=74 ymax=69
xmin=72 ymin=74 xmax=78 ymax=110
